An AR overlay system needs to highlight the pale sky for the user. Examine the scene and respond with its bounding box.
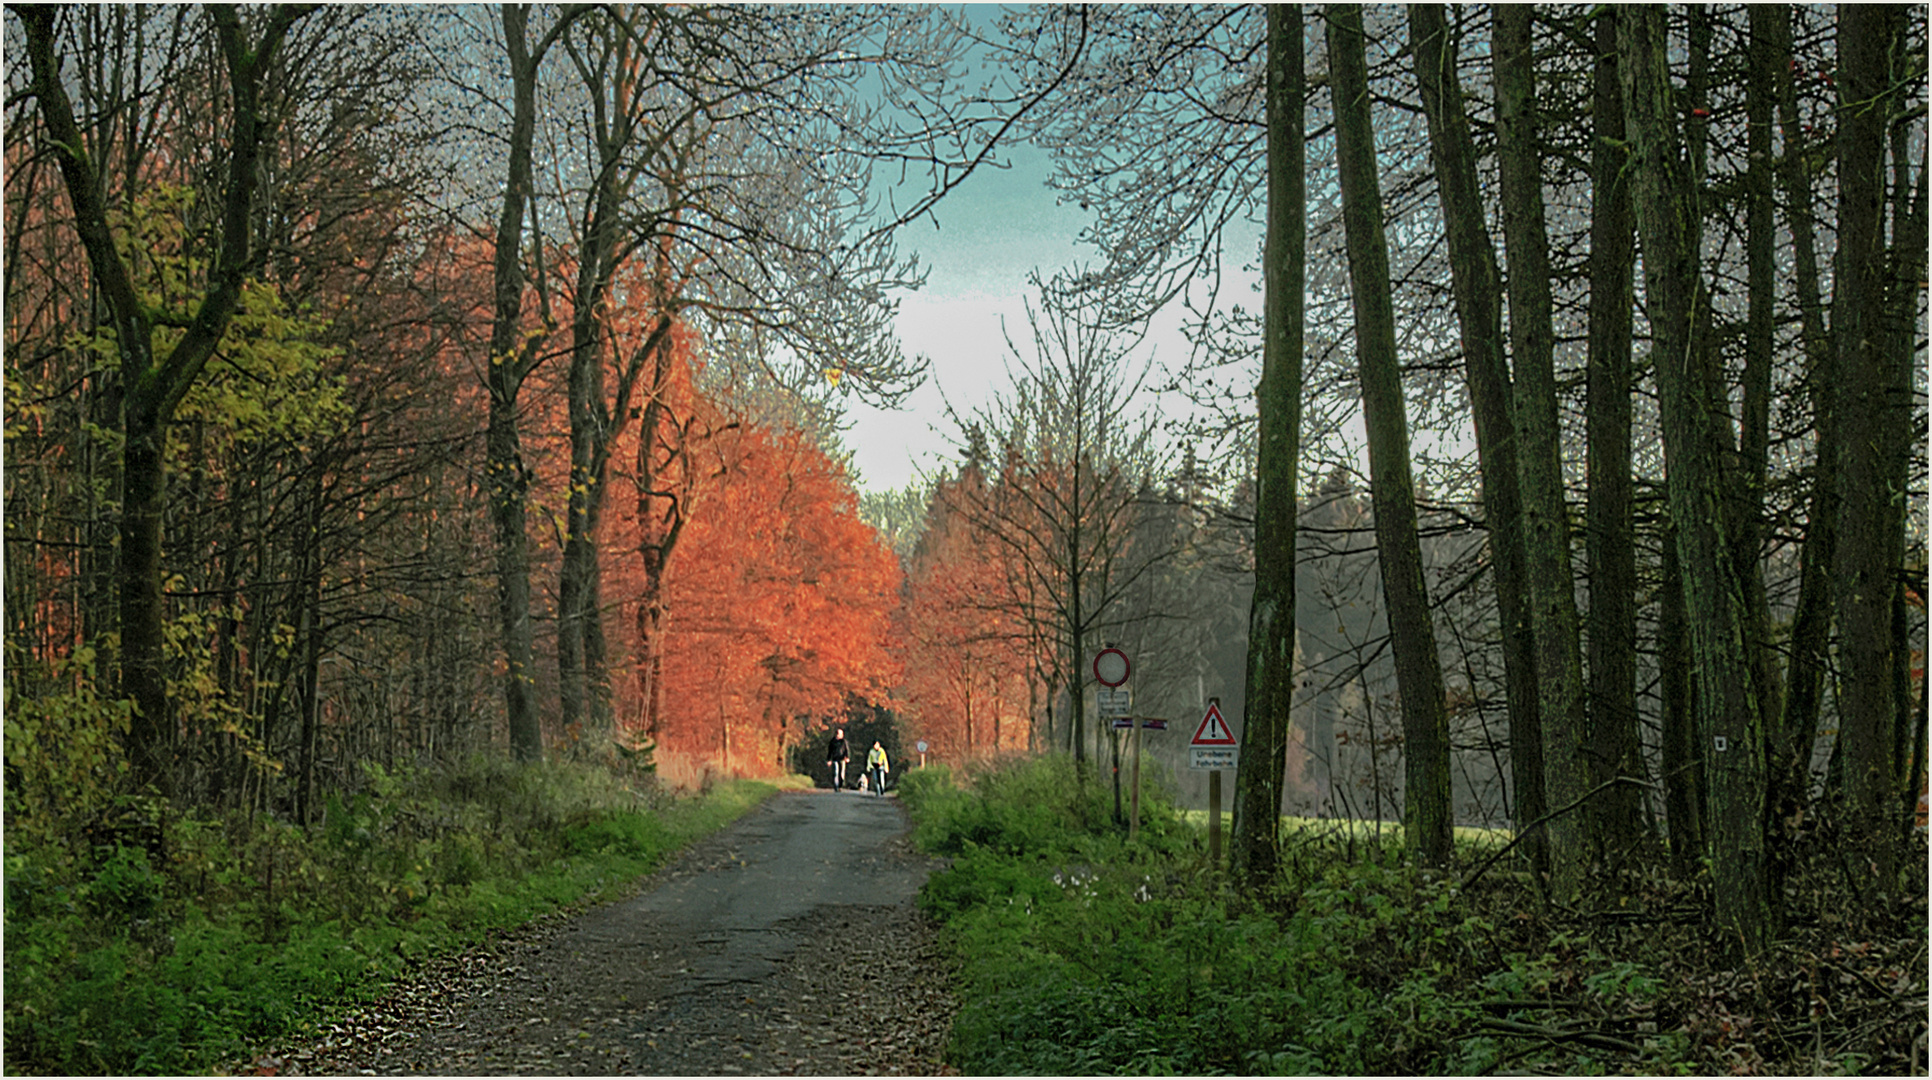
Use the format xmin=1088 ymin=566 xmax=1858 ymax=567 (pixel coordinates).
xmin=836 ymin=4 xmax=1261 ymax=495
xmin=841 ymin=140 xmax=1232 ymax=494
xmin=840 ymin=143 xmax=1091 ymax=493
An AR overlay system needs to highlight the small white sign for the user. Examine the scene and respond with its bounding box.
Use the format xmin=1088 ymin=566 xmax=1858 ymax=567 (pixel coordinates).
xmin=1098 ymin=688 xmax=1132 ymax=717
xmin=1191 ymin=747 xmax=1239 ymax=771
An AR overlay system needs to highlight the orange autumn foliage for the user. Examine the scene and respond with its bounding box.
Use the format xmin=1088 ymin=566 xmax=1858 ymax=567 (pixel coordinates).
xmin=598 ymin=337 xmax=902 ymax=782
xmin=896 ymin=468 xmax=1033 ymax=762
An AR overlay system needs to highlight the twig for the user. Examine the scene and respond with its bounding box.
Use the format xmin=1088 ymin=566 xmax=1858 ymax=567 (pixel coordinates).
xmin=1461 ymin=775 xmax=1653 ymax=891
xmin=1476 ymin=1017 xmax=1644 ymax=1056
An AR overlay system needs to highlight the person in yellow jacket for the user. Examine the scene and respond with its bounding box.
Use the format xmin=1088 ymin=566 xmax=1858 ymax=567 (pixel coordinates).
xmin=865 ymin=741 xmax=890 ymax=797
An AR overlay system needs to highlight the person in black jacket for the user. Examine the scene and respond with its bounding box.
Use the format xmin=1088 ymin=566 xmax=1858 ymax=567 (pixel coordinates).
xmin=825 ymin=728 xmax=850 ymax=791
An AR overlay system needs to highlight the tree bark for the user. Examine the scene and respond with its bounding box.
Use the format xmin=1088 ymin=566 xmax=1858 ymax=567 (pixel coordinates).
xmin=1621 ymin=5 xmax=1770 ymax=954
xmin=1658 ymin=527 xmax=1704 ymax=877
xmin=1831 ymin=3 xmax=1910 ymax=887
xmin=635 ymin=328 xmax=692 ymax=740
xmin=1771 ymin=5 xmax=1838 ymax=812
xmin=1328 ymin=4 xmax=1453 ymax=869
xmin=1582 ymin=6 xmax=1650 ymax=862
xmin=1493 ymin=4 xmax=1589 ymax=897
xmin=1738 ymin=5 xmax=1784 ymax=740
xmin=1232 ymin=3 xmax=1304 ymax=886
xmin=489 ymin=6 xmax=547 ymax=762
xmin=1885 ymin=95 xmax=1928 ymax=822
xmin=558 ymin=15 xmax=630 ymax=741
xmin=1407 ymin=2 xmax=1547 ymax=880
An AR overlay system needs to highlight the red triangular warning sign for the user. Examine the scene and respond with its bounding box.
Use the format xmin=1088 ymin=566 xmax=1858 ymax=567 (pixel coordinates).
xmin=1190 ymin=702 xmax=1236 ymax=746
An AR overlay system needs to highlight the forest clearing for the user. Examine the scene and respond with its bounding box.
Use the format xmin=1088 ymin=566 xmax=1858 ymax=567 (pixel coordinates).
xmin=5 ymin=4 xmax=1926 ymax=1076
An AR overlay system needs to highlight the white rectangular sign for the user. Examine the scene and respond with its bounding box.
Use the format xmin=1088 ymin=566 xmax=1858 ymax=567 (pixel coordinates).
xmin=1190 ymin=747 xmax=1238 ymax=771
xmin=1098 ymin=688 xmax=1132 ymax=718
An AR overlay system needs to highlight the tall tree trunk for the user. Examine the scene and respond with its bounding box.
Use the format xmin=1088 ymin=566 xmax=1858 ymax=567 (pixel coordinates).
xmin=1738 ymin=5 xmax=1784 ymax=739
xmin=1408 ymin=2 xmax=1546 ymax=878
xmin=1328 ymin=4 xmax=1452 ymax=869
xmin=487 ymin=397 xmax=541 ymax=761
xmin=1494 ymin=4 xmax=1589 ymax=897
xmin=634 ymin=578 xmax=666 ymax=737
xmin=294 ymin=472 xmax=326 ymax=827
xmin=1658 ymin=526 xmax=1704 ymax=876
xmin=1582 ymin=6 xmax=1649 ymax=862
xmin=1744 ymin=3 xmax=1808 ymax=887
xmin=1771 ymin=5 xmax=1838 ymax=811
xmin=559 ymin=52 xmax=627 ymax=739
xmin=1621 ymin=6 xmax=1771 ymax=955
xmin=1885 ymin=103 xmax=1928 ymax=819
xmin=1068 ymin=515 xmax=1089 ymax=773
xmin=1831 ymin=3 xmax=1910 ymax=888
xmin=1233 ymin=3 xmax=1304 ymax=886
xmin=583 ymin=546 xmax=610 ymax=728
xmin=488 ymin=4 xmax=554 ymax=762
xmin=634 ymin=328 xmax=690 ymax=740
xmin=21 ymin=4 xmax=314 ymax=798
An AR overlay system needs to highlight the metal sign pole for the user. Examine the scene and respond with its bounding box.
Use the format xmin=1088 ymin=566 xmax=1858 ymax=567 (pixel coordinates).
xmin=1130 ymin=716 xmax=1142 ymax=841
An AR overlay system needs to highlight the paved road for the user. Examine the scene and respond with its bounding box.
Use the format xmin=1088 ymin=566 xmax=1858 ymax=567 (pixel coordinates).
xmin=266 ymin=790 xmax=954 ymax=1076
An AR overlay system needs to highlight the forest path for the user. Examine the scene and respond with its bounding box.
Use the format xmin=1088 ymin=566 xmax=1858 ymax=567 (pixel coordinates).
xmin=262 ymin=791 xmax=956 ymax=1076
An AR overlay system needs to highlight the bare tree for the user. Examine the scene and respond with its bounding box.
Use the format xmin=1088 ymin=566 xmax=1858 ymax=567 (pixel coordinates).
xmin=1582 ymin=6 xmax=1650 ymax=864
xmin=940 ymin=298 xmax=1174 ymax=797
xmin=1231 ymin=3 xmax=1304 ymax=886
xmin=1620 ymin=5 xmax=1771 ymax=954
xmin=1830 ymin=3 xmax=1917 ymax=889
xmin=1328 ymin=4 xmax=1452 ymax=869
xmin=1407 ymin=1 xmax=1547 ymax=879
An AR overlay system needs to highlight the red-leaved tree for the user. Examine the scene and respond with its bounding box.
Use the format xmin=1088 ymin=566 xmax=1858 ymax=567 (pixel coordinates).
xmin=897 ymin=465 xmax=1033 ymax=763
xmin=601 ymin=353 xmax=902 ymax=781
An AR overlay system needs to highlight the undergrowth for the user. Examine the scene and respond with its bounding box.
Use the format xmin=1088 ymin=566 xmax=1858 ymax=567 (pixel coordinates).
xmin=900 ymin=756 xmax=1928 ymax=1076
xmin=3 ymin=757 xmax=784 ymax=1076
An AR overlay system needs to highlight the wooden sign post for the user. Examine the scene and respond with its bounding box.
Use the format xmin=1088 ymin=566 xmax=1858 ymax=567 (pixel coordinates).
xmin=1190 ymin=697 xmax=1238 ymax=867
xmin=1208 ymin=765 xmax=1221 ymax=865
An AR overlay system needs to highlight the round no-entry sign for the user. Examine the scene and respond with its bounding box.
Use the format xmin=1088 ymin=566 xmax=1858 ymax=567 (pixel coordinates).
xmin=1093 ymin=647 xmax=1131 ymax=687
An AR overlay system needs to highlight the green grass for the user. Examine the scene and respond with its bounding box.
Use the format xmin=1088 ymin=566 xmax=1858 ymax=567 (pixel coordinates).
xmin=1177 ymin=809 xmax=1511 ymax=846
xmin=3 ymin=759 xmax=781 ymax=1076
xmin=905 ymin=762 xmax=1504 ymax=1074
xmin=902 ymin=754 xmax=1926 ymax=1076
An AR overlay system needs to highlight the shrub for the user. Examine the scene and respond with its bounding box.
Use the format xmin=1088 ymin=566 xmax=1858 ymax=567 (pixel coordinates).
xmin=908 ymin=755 xmax=1126 ymax=859
xmin=2 ymin=760 xmax=775 ymax=1076
xmin=906 ymin=754 xmax=1546 ymax=1075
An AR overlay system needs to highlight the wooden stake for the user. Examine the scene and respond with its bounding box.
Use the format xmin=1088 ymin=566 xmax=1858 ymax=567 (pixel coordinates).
xmin=1209 ymin=769 xmax=1223 ymax=865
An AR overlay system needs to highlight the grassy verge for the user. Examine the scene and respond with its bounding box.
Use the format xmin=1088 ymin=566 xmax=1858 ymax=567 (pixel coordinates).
xmin=900 ymin=756 xmax=1926 ymax=1076
xmin=3 ymin=760 xmax=794 ymax=1075
xmin=1176 ymin=809 xmax=1510 ymax=849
